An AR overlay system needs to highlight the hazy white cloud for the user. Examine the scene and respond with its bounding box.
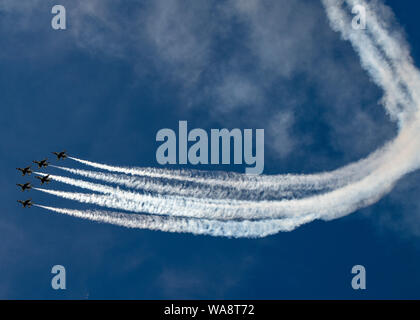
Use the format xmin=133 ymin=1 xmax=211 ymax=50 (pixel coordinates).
xmin=266 ymin=111 xmax=296 ymax=159
xmin=143 ymin=0 xmax=215 ymax=85
xmin=213 ymin=74 xmax=264 ymax=112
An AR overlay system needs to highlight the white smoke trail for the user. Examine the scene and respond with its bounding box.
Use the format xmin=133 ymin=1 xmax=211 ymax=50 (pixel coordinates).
xmin=50 ymin=165 xmax=297 ymax=200
xmin=35 ymin=122 xmax=420 ymax=223
xmin=35 ymin=172 xmax=270 ymax=210
xmin=68 ymin=145 xmax=390 ymax=194
xmin=345 ymin=0 xmax=420 ymax=117
xmin=322 ymin=0 xmax=414 ymax=125
xmin=34 ymin=187 xmax=267 ymax=220
xmin=34 ymin=205 xmax=319 ymax=238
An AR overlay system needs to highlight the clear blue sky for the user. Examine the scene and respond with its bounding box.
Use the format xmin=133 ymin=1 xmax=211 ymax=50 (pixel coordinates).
xmin=1 ymin=0 xmax=420 ymax=299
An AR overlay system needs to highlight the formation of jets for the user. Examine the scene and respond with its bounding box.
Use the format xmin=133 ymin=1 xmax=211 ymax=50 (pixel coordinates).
xmin=16 ymin=151 xmax=67 ymax=208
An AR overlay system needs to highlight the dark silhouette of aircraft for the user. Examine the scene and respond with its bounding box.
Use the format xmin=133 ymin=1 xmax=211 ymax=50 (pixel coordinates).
xmin=33 ymin=159 xmax=49 ymax=168
xmin=17 ymin=199 xmax=32 ymax=208
xmin=16 ymin=166 xmax=32 ymax=176
xmin=52 ymin=151 xmax=67 ymax=160
xmin=17 ymin=182 xmax=31 ymax=191
xmin=36 ymin=174 xmax=51 ymax=184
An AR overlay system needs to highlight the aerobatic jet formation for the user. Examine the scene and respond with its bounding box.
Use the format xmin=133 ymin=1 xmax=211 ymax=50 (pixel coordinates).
xmin=16 ymin=150 xmax=67 ymax=207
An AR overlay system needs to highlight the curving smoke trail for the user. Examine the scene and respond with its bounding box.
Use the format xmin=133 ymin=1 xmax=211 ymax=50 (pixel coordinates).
xmin=36 ymin=120 xmax=420 ymax=222
xmin=68 ymin=147 xmax=387 ymax=193
xmin=345 ymin=0 xmax=420 ymax=118
xmin=322 ymin=0 xmax=416 ymax=125
xmin=34 ymin=0 xmax=420 ymax=237
xmin=50 ymin=165 xmax=297 ymax=200
xmin=34 ymin=205 xmax=318 ymax=238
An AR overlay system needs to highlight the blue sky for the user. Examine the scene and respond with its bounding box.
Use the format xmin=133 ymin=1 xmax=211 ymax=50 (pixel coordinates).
xmin=1 ymin=0 xmax=420 ymax=299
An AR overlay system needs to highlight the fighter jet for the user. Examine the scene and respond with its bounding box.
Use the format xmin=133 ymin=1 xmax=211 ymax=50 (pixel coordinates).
xmin=16 ymin=166 xmax=32 ymax=176
xmin=33 ymin=159 xmax=49 ymax=168
xmin=52 ymin=151 xmax=67 ymax=160
xmin=16 ymin=182 xmax=32 ymax=191
xmin=17 ymin=199 xmax=32 ymax=208
xmin=36 ymin=174 xmax=51 ymax=184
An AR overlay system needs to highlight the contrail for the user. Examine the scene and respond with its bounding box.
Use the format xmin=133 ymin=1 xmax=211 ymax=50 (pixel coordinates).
xmin=50 ymin=165 xmax=298 ymax=200
xmin=34 ymin=205 xmax=319 ymax=238
xmin=322 ymin=0 xmax=415 ymax=125
xmin=345 ymin=0 xmax=420 ymax=118
xmin=67 ymin=145 xmax=390 ymax=194
xmin=33 ymin=187 xmax=265 ymax=220
xmin=35 ymin=125 xmax=420 ymax=223
xmin=34 ymin=184 xmax=303 ymax=221
xmin=34 ymin=172 xmax=279 ymax=216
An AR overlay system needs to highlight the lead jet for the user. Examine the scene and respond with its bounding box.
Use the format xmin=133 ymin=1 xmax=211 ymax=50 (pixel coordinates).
xmin=16 ymin=166 xmax=32 ymax=176
xmin=36 ymin=174 xmax=51 ymax=184
xmin=33 ymin=159 xmax=49 ymax=168
xmin=52 ymin=151 xmax=67 ymax=160
xmin=17 ymin=199 xmax=32 ymax=208
xmin=17 ymin=182 xmax=32 ymax=191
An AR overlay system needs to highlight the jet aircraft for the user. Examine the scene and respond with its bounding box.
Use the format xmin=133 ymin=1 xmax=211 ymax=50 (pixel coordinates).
xmin=16 ymin=167 xmax=32 ymax=176
xmin=52 ymin=151 xmax=67 ymax=160
xmin=33 ymin=159 xmax=49 ymax=168
xmin=16 ymin=182 xmax=32 ymax=191
xmin=36 ymin=174 xmax=51 ymax=184
xmin=17 ymin=199 xmax=32 ymax=208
